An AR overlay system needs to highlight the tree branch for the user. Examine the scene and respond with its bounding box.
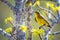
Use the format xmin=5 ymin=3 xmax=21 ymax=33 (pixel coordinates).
xmin=43 ymin=24 xmax=55 ymax=40
xmin=0 ymin=0 xmax=14 ymax=11
xmin=52 ymin=31 xmax=60 ymax=35
xmin=14 ymin=0 xmax=27 ymax=14
xmin=38 ymin=6 xmax=57 ymax=20
xmin=0 ymin=28 xmax=11 ymax=38
xmin=37 ymin=6 xmax=58 ymax=26
xmin=27 ymin=6 xmax=33 ymax=40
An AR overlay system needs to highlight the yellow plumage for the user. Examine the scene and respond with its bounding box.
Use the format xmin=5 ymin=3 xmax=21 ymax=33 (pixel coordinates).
xmin=34 ymin=11 xmax=51 ymax=28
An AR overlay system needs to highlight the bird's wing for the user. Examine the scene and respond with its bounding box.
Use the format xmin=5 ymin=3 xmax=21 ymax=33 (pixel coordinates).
xmin=35 ymin=18 xmax=37 ymax=22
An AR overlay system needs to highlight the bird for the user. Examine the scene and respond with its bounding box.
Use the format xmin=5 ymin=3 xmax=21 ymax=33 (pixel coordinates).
xmin=34 ymin=11 xmax=51 ymax=29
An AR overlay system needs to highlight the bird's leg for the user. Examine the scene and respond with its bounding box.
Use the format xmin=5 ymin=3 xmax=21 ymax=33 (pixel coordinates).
xmin=39 ymin=24 xmax=45 ymax=29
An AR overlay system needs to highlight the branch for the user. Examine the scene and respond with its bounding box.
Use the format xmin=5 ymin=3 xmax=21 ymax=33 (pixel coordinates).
xmin=44 ymin=29 xmax=51 ymax=40
xmin=43 ymin=25 xmax=55 ymax=40
xmin=51 ymin=31 xmax=60 ymax=35
xmin=27 ymin=6 xmax=33 ymax=40
xmin=14 ymin=0 xmax=27 ymax=14
xmin=37 ymin=6 xmax=57 ymax=20
xmin=37 ymin=6 xmax=58 ymax=26
xmin=0 ymin=28 xmax=11 ymax=38
xmin=9 ymin=21 xmax=15 ymax=27
xmin=0 ymin=0 xmax=14 ymax=11
xmin=13 ymin=0 xmax=27 ymax=40
xmin=56 ymin=0 xmax=60 ymax=23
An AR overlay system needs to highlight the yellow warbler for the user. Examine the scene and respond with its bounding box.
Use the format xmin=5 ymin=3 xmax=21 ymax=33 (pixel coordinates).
xmin=34 ymin=11 xmax=51 ymax=28
xmin=5 ymin=17 xmax=13 ymax=23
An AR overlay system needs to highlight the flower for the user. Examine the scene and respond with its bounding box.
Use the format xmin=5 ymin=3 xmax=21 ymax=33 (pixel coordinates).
xmin=46 ymin=2 xmax=54 ymax=8
xmin=5 ymin=27 xmax=12 ymax=33
xmin=19 ymin=25 xmax=27 ymax=32
xmin=33 ymin=0 xmax=40 ymax=6
xmin=46 ymin=2 xmax=50 ymax=7
xmin=48 ymin=34 xmax=54 ymax=40
xmin=29 ymin=2 xmax=32 ymax=6
xmin=46 ymin=2 xmax=58 ymax=13
xmin=37 ymin=29 xmax=44 ymax=35
xmin=5 ymin=17 xmax=13 ymax=23
xmin=32 ymin=28 xmax=44 ymax=36
xmin=51 ymin=7 xmax=57 ymax=13
xmin=4 ymin=25 xmax=27 ymax=33
xmin=50 ymin=6 xmax=60 ymax=13
xmin=56 ymin=6 xmax=60 ymax=10
xmin=32 ymin=29 xmax=38 ymax=36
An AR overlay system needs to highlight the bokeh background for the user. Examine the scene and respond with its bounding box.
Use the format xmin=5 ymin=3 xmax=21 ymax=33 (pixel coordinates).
xmin=0 ymin=0 xmax=60 ymax=40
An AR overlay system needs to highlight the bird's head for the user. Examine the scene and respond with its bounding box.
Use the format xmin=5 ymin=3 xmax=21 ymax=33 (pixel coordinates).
xmin=34 ymin=11 xmax=40 ymax=17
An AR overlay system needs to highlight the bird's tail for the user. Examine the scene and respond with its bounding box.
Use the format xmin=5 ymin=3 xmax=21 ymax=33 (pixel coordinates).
xmin=48 ymin=25 xmax=52 ymax=28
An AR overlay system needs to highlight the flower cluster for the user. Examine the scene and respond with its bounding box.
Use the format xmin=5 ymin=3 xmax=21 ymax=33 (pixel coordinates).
xmin=46 ymin=2 xmax=60 ymax=13
xmin=19 ymin=25 xmax=27 ymax=32
xmin=4 ymin=27 xmax=12 ymax=33
xmin=32 ymin=28 xmax=44 ymax=36
xmin=5 ymin=25 xmax=44 ymax=36
xmin=5 ymin=17 xmax=13 ymax=23
xmin=33 ymin=0 xmax=40 ymax=6
xmin=48 ymin=34 xmax=54 ymax=40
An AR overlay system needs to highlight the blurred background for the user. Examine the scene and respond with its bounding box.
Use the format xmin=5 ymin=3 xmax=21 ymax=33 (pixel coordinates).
xmin=0 ymin=0 xmax=60 ymax=40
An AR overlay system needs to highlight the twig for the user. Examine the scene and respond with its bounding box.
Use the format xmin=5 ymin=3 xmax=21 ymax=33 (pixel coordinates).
xmin=0 ymin=28 xmax=11 ymax=38
xmin=43 ymin=23 xmax=55 ymax=40
xmin=52 ymin=31 xmax=60 ymax=35
xmin=39 ymin=34 xmax=42 ymax=40
xmin=0 ymin=0 xmax=14 ymax=11
xmin=14 ymin=0 xmax=27 ymax=40
xmin=9 ymin=21 xmax=15 ymax=27
xmin=37 ymin=5 xmax=57 ymax=20
xmin=27 ymin=6 xmax=33 ymax=40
